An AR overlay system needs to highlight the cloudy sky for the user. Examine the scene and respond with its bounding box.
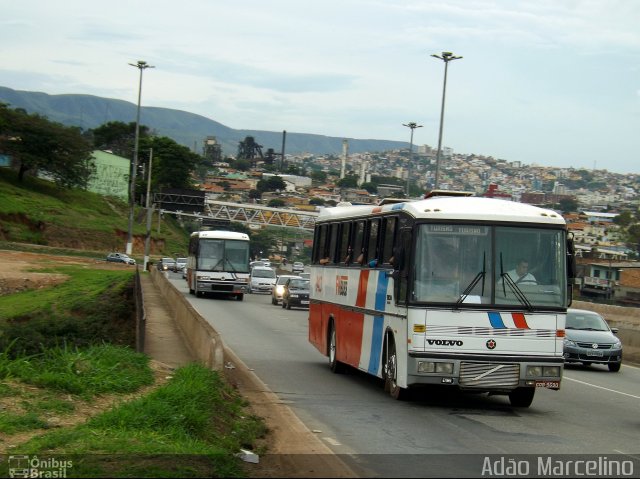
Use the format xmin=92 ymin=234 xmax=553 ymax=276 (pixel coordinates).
xmin=2 ymin=0 xmax=639 ymax=173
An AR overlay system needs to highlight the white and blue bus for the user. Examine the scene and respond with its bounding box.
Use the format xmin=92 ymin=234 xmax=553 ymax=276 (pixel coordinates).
xmin=309 ymin=194 xmax=575 ymax=407
xmin=186 ymin=230 xmax=251 ymax=301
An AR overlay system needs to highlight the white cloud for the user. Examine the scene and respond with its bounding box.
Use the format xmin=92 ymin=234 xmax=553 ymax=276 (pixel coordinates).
xmin=1 ymin=0 xmax=639 ymax=173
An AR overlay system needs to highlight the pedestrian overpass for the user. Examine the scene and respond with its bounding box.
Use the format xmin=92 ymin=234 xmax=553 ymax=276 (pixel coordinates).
xmin=153 ymin=194 xmax=319 ymax=231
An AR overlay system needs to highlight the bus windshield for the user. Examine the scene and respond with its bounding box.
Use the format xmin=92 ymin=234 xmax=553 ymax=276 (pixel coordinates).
xmin=197 ymin=239 xmax=250 ymax=273
xmin=411 ymin=224 xmax=566 ymax=308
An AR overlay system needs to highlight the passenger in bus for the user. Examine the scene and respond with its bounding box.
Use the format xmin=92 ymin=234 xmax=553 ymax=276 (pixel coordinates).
xmin=319 ymin=256 xmax=331 ymax=265
xmin=505 ymin=258 xmax=537 ymax=285
xmin=343 ymin=246 xmax=353 ymax=264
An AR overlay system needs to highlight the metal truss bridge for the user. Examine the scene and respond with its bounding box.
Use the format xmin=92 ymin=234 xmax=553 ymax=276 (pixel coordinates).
xmin=153 ymin=193 xmax=319 ymax=231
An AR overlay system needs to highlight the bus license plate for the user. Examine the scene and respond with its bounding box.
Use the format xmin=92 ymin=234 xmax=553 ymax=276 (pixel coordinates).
xmin=536 ymin=380 xmax=560 ymax=389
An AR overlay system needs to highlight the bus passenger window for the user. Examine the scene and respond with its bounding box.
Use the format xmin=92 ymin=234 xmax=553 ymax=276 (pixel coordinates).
xmin=366 ymin=219 xmax=380 ymax=267
xmin=382 ymin=217 xmax=397 ymax=266
xmin=352 ymin=221 xmax=366 ymax=265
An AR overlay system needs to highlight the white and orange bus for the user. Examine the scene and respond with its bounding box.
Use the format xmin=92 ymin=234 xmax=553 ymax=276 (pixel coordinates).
xmin=308 ymin=194 xmax=575 ymax=407
xmin=186 ymin=230 xmax=251 ymax=300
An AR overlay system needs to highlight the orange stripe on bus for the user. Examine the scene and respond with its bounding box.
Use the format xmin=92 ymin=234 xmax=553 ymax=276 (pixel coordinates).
xmin=356 ymin=270 xmax=369 ymax=308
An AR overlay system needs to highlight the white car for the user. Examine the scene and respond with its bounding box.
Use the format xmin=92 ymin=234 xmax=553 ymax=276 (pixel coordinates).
xmin=292 ymin=262 xmax=304 ymax=273
xmin=249 ymin=266 xmax=277 ymax=294
xmin=271 ymin=275 xmax=301 ymax=304
xmin=106 ymin=252 xmax=136 ymax=265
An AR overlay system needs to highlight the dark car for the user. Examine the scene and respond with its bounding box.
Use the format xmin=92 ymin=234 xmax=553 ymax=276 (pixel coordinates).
xmin=106 ymin=252 xmax=136 ymax=265
xmin=564 ymin=308 xmax=623 ymax=372
xmin=281 ymin=278 xmax=310 ymax=310
xmin=157 ymin=257 xmax=176 ymax=272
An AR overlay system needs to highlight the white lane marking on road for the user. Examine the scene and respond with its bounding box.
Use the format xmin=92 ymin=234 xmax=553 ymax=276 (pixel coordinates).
xmin=323 ymin=437 xmax=342 ymax=446
xmin=563 ymin=376 xmax=640 ymax=399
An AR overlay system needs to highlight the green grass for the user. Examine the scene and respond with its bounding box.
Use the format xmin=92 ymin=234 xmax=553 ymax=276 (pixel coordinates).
xmin=2 ymin=362 xmax=267 ymax=477
xmin=2 ymin=344 xmax=155 ymax=396
xmin=0 ymin=265 xmax=136 ymax=356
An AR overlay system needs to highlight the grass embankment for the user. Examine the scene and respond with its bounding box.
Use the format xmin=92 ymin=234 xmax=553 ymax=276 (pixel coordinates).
xmin=0 ymin=167 xmax=188 ymax=258
xmin=0 ymin=262 xmax=267 ymax=477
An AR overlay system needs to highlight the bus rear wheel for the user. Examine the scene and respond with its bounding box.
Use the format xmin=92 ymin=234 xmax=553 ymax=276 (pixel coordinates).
xmin=508 ymin=387 xmax=535 ymax=407
xmin=328 ymin=323 xmax=345 ymax=373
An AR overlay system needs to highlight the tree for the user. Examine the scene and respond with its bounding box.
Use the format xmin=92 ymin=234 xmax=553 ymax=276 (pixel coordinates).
xmin=0 ymin=104 xmax=94 ymax=186
xmin=257 ymin=175 xmax=286 ymax=193
xmin=614 ymin=210 xmax=633 ymax=227
xmin=311 ymin=170 xmax=327 ymax=184
xmin=626 ymin=224 xmax=640 ymax=252
xmin=249 ymin=189 xmax=262 ymax=200
xmin=90 ymin=121 xmax=149 ymax=159
xmin=139 ymin=136 xmax=202 ymax=193
xmin=360 ymin=182 xmax=378 ymax=194
xmin=558 ymin=197 xmax=578 ymax=213
xmin=267 ymin=199 xmax=285 ymax=208
xmin=337 ymin=176 xmax=358 ymax=188
xmin=230 ymin=158 xmax=251 ymax=171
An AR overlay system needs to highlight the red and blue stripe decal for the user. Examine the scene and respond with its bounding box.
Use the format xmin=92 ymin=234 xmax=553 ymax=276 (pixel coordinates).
xmin=488 ymin=312 xmax=530 ymax=329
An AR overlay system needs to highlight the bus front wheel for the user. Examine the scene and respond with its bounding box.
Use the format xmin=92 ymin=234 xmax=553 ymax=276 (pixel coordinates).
xmin=328 ymin=323 xmax=345 ymax=374
xmin=384 ymin=338 xmax=407 ymax=400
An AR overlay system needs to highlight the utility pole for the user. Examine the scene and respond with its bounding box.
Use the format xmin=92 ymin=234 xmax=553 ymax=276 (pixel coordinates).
xmin=402 ymin=122 xmax=423 ymax=197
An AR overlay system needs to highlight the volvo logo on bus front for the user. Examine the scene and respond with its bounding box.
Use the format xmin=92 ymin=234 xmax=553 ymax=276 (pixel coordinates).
xmin=486 ymin=339 xmax=497 ymax=350
xmin=427 ymin=339 xmax=463 ymax=346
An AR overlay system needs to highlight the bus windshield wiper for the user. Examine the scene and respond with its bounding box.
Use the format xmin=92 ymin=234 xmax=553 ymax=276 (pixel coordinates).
xmin=499 ymin=253 xmax=533 ymax=310
xmin=456 ymin=253 xmax=486 ymax=305
xmin=212 ymin=257 xmax=238 ymax=272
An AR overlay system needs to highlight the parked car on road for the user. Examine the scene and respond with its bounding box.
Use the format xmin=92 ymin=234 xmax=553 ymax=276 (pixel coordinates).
xmin=249 ymin=266 xmax=276 ymax=294
xmin=271 ymin=274 xmax=301 ymax=305
xmin=282 ymin=278 xmax=310 ymax=309
xmin=564 ymin=308 xmax=623 ymax=372
xmin=174 ymin=257 xmax=187 ymax=272
xmin=292 ymin=262 xmax=304 ymax=273
xmin=106 ymin=252 xmax=136 ymax=265
xmin=157 ymin=257 xmax=176 ymax=272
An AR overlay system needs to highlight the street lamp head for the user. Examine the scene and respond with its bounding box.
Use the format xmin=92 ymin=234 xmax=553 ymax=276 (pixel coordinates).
xmin=129 ymin=60 xmax=155 ymax=70
xmin=403 ymin=122 xmax=423 ymax=130
xmin=431 ymin=51 xmax=462 ymax=62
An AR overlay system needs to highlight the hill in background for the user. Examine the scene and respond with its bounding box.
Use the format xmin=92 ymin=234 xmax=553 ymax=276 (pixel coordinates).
xmin=0 ymin=168 xmax=188 ymax=258
xmin=0 ymin=86 xmax=407 ymax=157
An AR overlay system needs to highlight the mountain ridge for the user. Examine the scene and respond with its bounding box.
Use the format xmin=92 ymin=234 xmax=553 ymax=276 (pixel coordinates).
xmin=0 ymin=86 xmax=407 ymax=157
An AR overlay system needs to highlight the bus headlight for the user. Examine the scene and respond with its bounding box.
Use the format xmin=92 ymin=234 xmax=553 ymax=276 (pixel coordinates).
xmin=542 ymin=366 xmax=560 ymax=377
xmin=418 ymin=362 xmax=453 ymax=374
xmin=526 ymin=366 xmax=542 ymax=377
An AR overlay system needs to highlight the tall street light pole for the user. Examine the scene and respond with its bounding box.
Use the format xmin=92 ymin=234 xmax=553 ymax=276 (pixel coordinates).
xmin=402 ymin=122 xmax=422 ymax=197
xmin=126 ymin=60 xmax=154 ymax=255
xmin=431 ymin=51 xmax=462 ymax=190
